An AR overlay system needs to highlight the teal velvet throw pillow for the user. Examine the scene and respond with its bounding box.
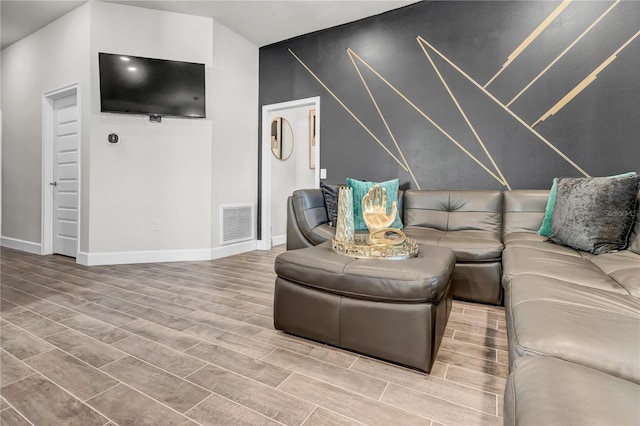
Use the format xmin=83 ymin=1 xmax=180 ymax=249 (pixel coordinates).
xmin=537 ymin=178 xmax=559 ymax=237
xmin=538 ymin=172 xmax=637 ymax=237
xmin=346 ymin=178 xmax=403 ymax=231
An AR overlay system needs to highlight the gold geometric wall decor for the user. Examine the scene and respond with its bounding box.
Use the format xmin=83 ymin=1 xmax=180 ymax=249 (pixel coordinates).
xmin=484 ymin=0 xmax=573 ymax=88
xmin=416 ymin=36 xmax=592 ymax=178
xmin=288 ymin=1 xmax=639 ymax=187
xmin=346 ymin=49 xmax=421 ymax=188
xmin=346 ymin=49 xmax=507 ymax=187
xmin=506 ymin=0 xmax=621 ymax=107
xmin=417 ymin=42 xmax=511 ymax=189
xmin=288 ymin=48 xmax=409 ymax=173
xmin=532 ymin=30 xmax=640 ymax=127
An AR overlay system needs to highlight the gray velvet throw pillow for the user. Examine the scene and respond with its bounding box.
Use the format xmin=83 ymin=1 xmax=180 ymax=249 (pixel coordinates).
xmin=549 ymin=176 xmax=640 ymax=254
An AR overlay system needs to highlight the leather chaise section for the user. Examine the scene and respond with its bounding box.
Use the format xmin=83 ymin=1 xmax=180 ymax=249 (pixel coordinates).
xmin=582 ymin=250 xmax=640 ymax=297
xmin=504 ymin=356 xmax=640 ymax=426
xmin=502 ymin=245 xmax=626 ymax=294
xmin=506 ymin=274 xmax=640 ymax=383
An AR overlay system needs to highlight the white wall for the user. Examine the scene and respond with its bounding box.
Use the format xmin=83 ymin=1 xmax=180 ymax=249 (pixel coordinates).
xmin=1 ymin=1 xmax=260 ymax=264
xmin=88 ymin=2 xmax=213 ymax=255
xmin=210 ymin=19 xmax=259 ymax=250
xmin=1 ymin=4 xmax=91 ymax=250
xmin=269 ymin=106 xmax=315 ymax=240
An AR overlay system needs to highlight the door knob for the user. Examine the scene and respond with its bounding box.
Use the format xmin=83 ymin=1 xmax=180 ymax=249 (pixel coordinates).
xmin=49 ymin=182 xmax=57 ymax=186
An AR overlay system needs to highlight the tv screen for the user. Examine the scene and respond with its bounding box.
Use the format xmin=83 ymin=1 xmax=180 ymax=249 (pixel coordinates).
xmin=99 ymin=53 xmax=205 ymax=118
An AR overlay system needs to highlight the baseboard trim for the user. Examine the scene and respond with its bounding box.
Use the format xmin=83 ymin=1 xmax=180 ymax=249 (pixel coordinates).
xmin=1 ymin=236 xmax=42 ymax=255
xmin=210 ymin=240 xmax=257 ymax=260
xmin=271 ymin=235 xmax=286 ymax=247
xmin=76 ymin=240 xmax=258 ymax=266
xmin=256 ymin=240 xmax=271 ymax=250
xmin=78 ymin=248 xmax=212 ymax=266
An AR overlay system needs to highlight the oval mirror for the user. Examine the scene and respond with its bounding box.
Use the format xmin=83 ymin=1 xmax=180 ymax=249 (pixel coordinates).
xmin=270 ymin=117 xmax=294 ymax=161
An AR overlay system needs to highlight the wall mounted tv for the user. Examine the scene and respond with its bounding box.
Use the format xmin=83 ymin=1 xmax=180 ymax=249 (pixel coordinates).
xmin=99 ymin=53 xmax=206 ymax=119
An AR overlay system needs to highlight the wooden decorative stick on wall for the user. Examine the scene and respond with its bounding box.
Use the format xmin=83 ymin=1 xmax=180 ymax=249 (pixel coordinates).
xmin=288 ymin=48 xmax=409 ymax=172
xmin=347 ymin=48 xmax=507 ymax=186
xmin=417 ymin=36 xmax=591 ymax=178
xmin=484 ymin=0 xmax=572 ymax=88
xmin=418 ymin=41 xmax=511 ymax=189
xmin=506 ymin=0 xmax=620 ymax=107
xmin=532 ymin=30 xmax=640 ymax=127
xmin=347 ymin=50 xmax=421 ymax=189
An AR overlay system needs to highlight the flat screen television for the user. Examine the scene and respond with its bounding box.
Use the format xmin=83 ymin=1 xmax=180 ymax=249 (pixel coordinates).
xmin=99 ymin=52 xmax=206 ymax=118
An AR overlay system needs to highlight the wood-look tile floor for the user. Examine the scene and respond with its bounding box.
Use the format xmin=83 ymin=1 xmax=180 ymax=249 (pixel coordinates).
xmin=0 ymin=246 xmax=507 ymax=426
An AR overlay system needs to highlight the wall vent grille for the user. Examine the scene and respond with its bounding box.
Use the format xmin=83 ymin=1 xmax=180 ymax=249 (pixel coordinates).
xmin=221 ymin=204 xmax=253 ymax=245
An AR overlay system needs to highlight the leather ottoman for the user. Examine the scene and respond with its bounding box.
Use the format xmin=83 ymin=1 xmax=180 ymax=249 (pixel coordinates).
xmin=273 ymin=242 xmax=455 ymax=372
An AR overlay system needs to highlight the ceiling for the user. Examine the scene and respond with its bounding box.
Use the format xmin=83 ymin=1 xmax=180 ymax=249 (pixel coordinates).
xmin=1 ymin=0 xmax=417 ymax=50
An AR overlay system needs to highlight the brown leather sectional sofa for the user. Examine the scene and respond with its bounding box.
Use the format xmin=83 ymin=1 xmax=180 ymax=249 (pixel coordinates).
xmin=287 ymin=188 xmax=640 ymax=425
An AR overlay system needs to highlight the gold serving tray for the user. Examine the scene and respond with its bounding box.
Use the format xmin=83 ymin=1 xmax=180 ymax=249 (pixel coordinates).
xmin=332 ymin=234 xmax=419 ymax=260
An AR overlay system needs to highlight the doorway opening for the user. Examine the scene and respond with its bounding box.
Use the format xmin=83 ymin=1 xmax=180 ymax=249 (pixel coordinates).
xmin=42 ymin=84 xmax=81 ymax=259
xmin=259 ymin=97 xmax=320 ymax=250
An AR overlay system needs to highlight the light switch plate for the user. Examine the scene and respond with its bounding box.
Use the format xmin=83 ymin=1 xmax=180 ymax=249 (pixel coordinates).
xmin=320 ymin=168 xmax=327 ymax=179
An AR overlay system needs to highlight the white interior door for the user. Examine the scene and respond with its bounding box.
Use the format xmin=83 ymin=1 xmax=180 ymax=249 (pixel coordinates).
xmin=52 ymin=93 xmax=79 ymax=257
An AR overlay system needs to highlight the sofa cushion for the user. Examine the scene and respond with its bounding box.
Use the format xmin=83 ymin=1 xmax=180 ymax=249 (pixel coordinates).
xmin=502 ymin=245 xmax=628 ymax=294
xmin=404 ymin=190 xmax=502 ymax=233
xmin=502 ymin=190 xmax=548 ymax=237
xmin=502 ymin=232 xmax=546 ymax=246
xmin=274 ymin=242 xmax=455 ymax=303
xmin=549 ymin=175 xmax=640 ymax=254
xmin=404 ymin=226 xmax=503 ymax=262
xmin=583 ymin=250 xmax=640 ymax=297
xmin=504 ymin=356 xmax=640 ymax=426
xmin=506 ymin=275 xmax=640 ymax=383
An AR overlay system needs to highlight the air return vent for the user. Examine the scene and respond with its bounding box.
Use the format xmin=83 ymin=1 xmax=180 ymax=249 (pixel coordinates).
xmin=221 ymin=204 xmax=253 ymax=245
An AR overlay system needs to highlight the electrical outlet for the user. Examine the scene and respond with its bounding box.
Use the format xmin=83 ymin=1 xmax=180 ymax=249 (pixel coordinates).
xmin=153 ymin=220 xmax=161 ymax=231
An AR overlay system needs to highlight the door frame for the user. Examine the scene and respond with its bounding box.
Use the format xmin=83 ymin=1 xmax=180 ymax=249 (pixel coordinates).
xmin=258 ymin=96 xmax=320 ymax=250
xmin=42 ymin=83 xmax=81 ymax=259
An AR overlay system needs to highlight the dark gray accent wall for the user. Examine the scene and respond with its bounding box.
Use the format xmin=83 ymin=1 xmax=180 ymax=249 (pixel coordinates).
xmin=258 ymin=1 xmax=639 ymax=235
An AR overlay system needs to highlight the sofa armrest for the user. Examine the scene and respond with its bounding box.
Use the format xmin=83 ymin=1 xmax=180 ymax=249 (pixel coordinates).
xmin=289 ymin=189 xmax=330 ymax=246
xmin=286 ymin=196 xmax=314 ymax=250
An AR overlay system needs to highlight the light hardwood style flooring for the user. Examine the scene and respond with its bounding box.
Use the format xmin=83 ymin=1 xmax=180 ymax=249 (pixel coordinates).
xmin=0 ymin=246 xmax=507 ymax=426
